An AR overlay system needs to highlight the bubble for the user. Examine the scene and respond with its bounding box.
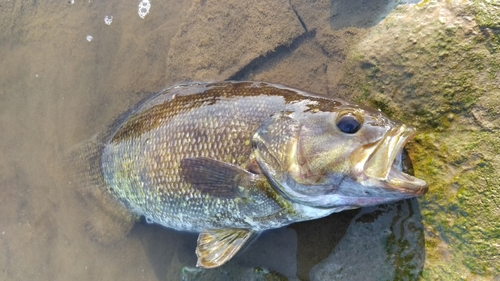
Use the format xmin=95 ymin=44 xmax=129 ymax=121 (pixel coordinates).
xmin=104 ymin=15 xmax=113 ymax=25
xmin=138 ymin=0 xmax=151 ymax=19
xmin=145 ymin=217 xmax=154 ymax=224
xmin=86 ymin=35 xmax=93 ymax=42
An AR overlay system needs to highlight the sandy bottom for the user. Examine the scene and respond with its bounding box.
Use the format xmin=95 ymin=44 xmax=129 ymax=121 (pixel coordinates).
xmin=0 ymin=0 xmax=423 ymax=280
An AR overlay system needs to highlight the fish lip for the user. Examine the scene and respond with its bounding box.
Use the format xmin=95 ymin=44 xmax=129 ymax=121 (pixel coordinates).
xmin=363 ymin=125 xmax=428 ymax=195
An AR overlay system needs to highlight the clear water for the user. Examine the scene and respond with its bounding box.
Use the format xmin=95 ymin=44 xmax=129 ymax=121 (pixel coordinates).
xmin=1 ymin=0 xmax=490 ymax=280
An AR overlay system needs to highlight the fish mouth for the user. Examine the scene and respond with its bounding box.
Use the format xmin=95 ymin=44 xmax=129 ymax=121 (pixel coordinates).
xmin=362 ymin=125 xmax=428 ymax=195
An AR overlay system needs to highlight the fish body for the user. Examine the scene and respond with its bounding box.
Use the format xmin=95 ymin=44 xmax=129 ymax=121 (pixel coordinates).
xmin=98 ymin=81 xmax=427 ymax=267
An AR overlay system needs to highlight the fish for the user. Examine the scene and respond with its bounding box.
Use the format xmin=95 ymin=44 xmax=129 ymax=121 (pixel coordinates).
xmin=85 ymin=81 xmax=427 ymax=268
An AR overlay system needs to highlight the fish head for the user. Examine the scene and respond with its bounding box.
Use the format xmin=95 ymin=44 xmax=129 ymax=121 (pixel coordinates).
xmin=252 ymin=100 xmax=428 ymax=211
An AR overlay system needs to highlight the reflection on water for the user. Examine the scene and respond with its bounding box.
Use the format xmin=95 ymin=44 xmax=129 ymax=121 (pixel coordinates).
xmin=0 ymin=0 xmax=433 ymax=280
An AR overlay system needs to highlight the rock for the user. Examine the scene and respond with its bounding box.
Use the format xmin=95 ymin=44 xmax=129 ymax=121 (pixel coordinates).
xmin=248 ymin=34 xmax=330 ymax=94
xmin=309 ymin=200 xmax=425 ymax=281
xmin=166 ymin=0 xmax=305 ymax=83
xmin=333 ymin=1 xmax=500 ymax=278
xmin=290 ymin=0 xmax=331 ymax=31
xmin=473 ymin=0 xmax=500 ymax=29
xmin=181 ymin=265 xmax=288 ymax=281
xmin=235 ymin=228 xmax=299 ymax=279
xmin=329 ymin=0 xmax=403 ymax=29
xmin=290 ymin=0 xmax=411 ymax=31
xmin=291 ymin=210 xmax=357 ymax=280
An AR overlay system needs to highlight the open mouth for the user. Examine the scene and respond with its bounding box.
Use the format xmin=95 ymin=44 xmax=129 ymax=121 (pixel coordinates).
xmin=388 ymin=149 xmax=428 ymax=195
xmin=363 ymin=125 xmax=428 ymax=195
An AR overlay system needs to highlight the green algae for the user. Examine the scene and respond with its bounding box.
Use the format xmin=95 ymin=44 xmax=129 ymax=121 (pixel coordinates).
xmin=414 ymin=131 xmax=500 ymax=278
xmin=470 ymin=0 xmax=500 ymax=29
xmin=338 ymin=2 xmax=500 ymax=131
xmin=336 ymin=1 xmax=500 ymax=279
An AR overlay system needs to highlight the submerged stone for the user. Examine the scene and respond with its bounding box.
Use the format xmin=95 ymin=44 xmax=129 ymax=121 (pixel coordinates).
xmin=333 ymin=0 xmax=500 ymax=278
xmin=166 ymin=1 xmax=305 ymax=83
xmin=310 ymin=200 xmax=425 ymax=281
xmin=181 ymin=265 xmax=289 ymax=281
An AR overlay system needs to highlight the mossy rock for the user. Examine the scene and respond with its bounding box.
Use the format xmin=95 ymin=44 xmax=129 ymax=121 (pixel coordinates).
xmin=470 ymin=0 xmax=500 ymax=29
xmin=336 ymin=0 xmax=500 ymax=279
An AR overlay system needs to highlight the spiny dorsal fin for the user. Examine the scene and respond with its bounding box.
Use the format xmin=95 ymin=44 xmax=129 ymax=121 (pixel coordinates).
xmin=196 ymin=228 xmax=255 ymax=268
xmin=180 ymin=157 xmax=261 ymax=199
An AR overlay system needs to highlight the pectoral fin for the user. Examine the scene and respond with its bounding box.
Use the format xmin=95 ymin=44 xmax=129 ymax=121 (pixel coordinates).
xmin=196 ymin=228 xmax=255 ymax=268
xmin=180 ymin=157 xmax=261 ymax=199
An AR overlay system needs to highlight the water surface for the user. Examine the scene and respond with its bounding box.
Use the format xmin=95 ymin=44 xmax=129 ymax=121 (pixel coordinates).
xmin=0 ymin=0 xmax=432 ymax=280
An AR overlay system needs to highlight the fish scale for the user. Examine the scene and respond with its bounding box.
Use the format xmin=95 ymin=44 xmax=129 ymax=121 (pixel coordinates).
xmin=93 ymin=81 xmax=427 ymax=268
xmin=102 ymin=83 xmax=299 ymax=231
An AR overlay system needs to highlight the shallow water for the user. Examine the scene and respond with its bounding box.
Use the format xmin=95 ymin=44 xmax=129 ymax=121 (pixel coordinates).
xmin=0 ymin=1 xmax=191 ymax=280
xmin=2 ymin=0 xmax=496 ymax=280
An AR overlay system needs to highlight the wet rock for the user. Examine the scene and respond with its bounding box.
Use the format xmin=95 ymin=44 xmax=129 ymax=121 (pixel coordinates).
xmin=181 ymin=265 xmax=288 ymax=281
xmin=166 ymin=0 xmax=305 ymax=83
xmin=235 ymin=228 xmax=299 ymax=279
xmin=330 ymin=0 xmax=403 ymax=29
xmin=291 ymin=210 xmax=357 ymax=280
xmin=309 ymin=200 xmax=425 ymax=281
xmin=472 ymin=0 xmax=500 ymax=29
xmin=290 ymin=0 xmax=410 ymax=31
xmin=472 ymin=94 xmax=500 ymax=130
xmin=237 ymin=27 xmax=363 ymax=95
xmin=334 ymin=0 xmax=500 ymax=278
xmin=140 ymin=227 xmax=300 ymax=280
xmin=247 ymin=34 xmax=330 ymax=94
xmin=290 ymin=0 xmax=331 ymax=31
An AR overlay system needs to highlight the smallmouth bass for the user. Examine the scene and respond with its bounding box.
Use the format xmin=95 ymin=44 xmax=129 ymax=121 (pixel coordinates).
xmin=89 ymin=81 xmax=427 ymax=268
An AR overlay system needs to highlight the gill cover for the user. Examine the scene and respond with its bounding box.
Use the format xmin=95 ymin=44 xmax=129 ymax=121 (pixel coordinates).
xmin=252 ymin=111 xmax=346 ymax=208
xmin=252 ymin=106 xmax=428 ymax=210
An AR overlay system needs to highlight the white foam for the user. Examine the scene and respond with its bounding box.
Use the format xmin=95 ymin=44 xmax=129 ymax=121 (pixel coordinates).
xmin=138 ymin=0 xmax=151 ymax=19
xmin=104 ymin=15 xmax=113 ymax=25
xmin=86 ymin=35 xmax=93 ymax=42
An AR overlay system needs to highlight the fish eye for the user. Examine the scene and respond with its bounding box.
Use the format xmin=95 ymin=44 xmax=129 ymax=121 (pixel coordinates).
xmin=336 ymin=113 xmax=362 ymax=134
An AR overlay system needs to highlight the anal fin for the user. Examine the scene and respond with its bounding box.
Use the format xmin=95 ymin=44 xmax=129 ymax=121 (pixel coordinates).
xmin=196 ymin=228 xmax=255 ymax=268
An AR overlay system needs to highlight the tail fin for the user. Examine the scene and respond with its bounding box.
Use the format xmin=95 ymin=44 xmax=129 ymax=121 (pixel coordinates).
xmin=66 ymin=132 xmax=136 ymax=244
xmin=66 ymin=89 xmax=168 ymax=243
